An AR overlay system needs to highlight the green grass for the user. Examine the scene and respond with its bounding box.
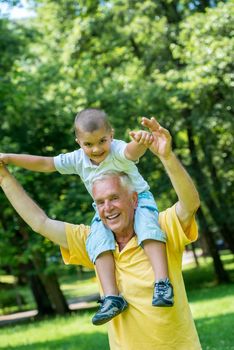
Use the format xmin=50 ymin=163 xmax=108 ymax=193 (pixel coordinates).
xmin=59 ymin=270 xmax=99 ymax=300
xmin=190 ymin=285 xmax=234 ymax=350
xmin=0 ymin=269 xmax=98 ymax=315
xmin=183 ymin=252 xmax=234 ymax=350
xmin=0 ymin=278 xmax=35 ymax=316
xmin=0 ymin=312 xmax=109 ymax=350
xmin=0 ymin=253 xmax=233 ymax=350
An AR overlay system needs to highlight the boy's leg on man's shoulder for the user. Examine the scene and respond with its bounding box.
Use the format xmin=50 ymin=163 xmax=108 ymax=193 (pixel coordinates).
xmin=134 ymin=191 xmax=166 ymax=244
xmin=135 ymin=192 xmax=174 ymax=307
xmin=86 ymin=212 xmax=116 ymax=263
xmin=87 ymin=213 xmax=128 ymax=325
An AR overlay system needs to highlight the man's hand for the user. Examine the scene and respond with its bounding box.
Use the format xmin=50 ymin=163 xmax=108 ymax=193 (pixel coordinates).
xmin=141 ymin=117 xmax=172 ymax=159
xmin=129 ymin=130 xmax=153 ymax=147
xmin=0 ymin=153 xmax=9 ymax=165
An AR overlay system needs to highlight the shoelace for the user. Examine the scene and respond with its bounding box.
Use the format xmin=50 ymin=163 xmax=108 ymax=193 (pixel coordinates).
xmin=155 ymin=281 xmax=168 ymax=296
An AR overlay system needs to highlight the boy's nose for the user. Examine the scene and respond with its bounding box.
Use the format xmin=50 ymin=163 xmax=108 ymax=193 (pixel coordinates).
xmin=92 ymin=145 xmax=101 ymax=153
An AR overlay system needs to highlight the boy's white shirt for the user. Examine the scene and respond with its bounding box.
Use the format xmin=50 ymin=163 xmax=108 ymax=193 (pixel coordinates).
xmin=54 ymin=139 xmax=149 ymax=198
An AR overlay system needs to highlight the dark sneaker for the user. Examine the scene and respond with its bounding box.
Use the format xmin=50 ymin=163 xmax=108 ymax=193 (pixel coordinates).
xmin=92 ymin=295 xmax=128 ymax=325
xmin=152 ymin=278 xmax=174 ymax=307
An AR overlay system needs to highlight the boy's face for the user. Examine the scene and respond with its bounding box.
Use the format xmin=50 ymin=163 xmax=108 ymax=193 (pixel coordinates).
xmin=76 ymin=127 xmax=113 ymax=165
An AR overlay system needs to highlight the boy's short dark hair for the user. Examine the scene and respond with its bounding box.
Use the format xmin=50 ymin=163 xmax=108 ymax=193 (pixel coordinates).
xmin=74 ymin=108 xmax=112 ymax=135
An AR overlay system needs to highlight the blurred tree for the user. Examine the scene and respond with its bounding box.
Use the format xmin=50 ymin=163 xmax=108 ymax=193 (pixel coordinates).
xmin=0 ymin=12 xmax=70 ymax=314
xmin=168 ymin=1 xmax=234 ymax=249
xmin=154 ymin=1 xmax=233 ymax=281
xmin=0 ymin=1 xmax=233 ymax=316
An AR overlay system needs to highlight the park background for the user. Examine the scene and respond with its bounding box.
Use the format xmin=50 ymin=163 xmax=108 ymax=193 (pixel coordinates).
xmin=0 ymin=0 xmax=233 ymax=349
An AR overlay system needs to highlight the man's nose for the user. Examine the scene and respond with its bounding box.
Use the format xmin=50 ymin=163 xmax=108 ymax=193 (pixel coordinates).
xmin=104 ymin=200 xmax=112 ymax=211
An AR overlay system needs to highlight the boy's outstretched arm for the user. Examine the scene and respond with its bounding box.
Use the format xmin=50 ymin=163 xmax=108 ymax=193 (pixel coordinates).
xmin=124 ymin=130 xmax=153 ymax=162
xmin=0 ymin=164 xmax=68 ymax=248
xmin=0 ymin=153 xmax=56 ymax=172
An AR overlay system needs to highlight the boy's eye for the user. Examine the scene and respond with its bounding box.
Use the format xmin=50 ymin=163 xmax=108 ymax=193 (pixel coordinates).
xmin=99 ymin=139 xmax=107 ymax=144
xmin=84 ymin=143 xmax=92 ymax=147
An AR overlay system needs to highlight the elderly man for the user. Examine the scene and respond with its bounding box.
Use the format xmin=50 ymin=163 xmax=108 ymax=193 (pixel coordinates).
xmin=0 ymin=118 xmax=201 ymax=350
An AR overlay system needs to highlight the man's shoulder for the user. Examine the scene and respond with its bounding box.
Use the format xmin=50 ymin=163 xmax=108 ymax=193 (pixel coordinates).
xmin=61 ymin=223 xmax=93 ymax=268
xmin=65 ymin=222 xmax=90 ymax=240
xmin=159 ymin=205 xmax=198 ymax=247
xmin=158 ymin=206 xmax=175 ymax=230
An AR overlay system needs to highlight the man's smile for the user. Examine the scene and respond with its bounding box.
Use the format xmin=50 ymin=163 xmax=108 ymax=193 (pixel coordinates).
xmin=106 ymin=213 xmax=120 ymax=221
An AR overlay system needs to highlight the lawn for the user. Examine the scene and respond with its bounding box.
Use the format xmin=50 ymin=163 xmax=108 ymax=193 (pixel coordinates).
xmin=0 ymin=253 xmax=233 ymax=350
xmin=183 ymin=252 xmax=234 ymax=350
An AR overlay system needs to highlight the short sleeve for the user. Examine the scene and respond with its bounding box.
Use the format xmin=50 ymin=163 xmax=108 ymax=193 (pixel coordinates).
xmin=60 ymin=223 xmax=94 ymax=269
xmin=112 ymin=139 xmax=128 ymax=160
xmin=54 ymin=150 xmax=82 ymax=175
xmin=159 ymin=205 xmax=199 ymax=253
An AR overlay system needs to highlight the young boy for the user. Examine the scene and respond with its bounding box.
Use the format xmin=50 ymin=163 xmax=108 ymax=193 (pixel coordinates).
xmin=0 ymin=108 xmax=174 ymax=325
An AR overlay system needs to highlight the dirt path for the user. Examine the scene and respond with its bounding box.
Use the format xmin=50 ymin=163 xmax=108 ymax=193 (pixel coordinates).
xmin=0 ymin=252 xmax=200 ymax=327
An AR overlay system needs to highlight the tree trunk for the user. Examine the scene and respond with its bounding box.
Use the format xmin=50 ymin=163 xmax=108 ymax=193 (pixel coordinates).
xmin=177 ymin=112 xmax=229 ymax=282
xmin=29 ymin=270 xmax=55 ymax=316
xmin=191 ymin=243 xmax=200 ymax=267
xmin=197 ymin=208 xmax=230 ymax=283
xmin=17 ymin=260 xmax=56 ymax=315
xmin=185 ymin=115 xmax=234 ymax=253
xmin=33 ymin=254 xmax=70 ymax=315
xmin=17 ymin=223 xmax=70 ymax=315
xmin=39 ymin=273 xmax=70 ymax=315
xmin=199 ymin=136 xmax=234 ymax=252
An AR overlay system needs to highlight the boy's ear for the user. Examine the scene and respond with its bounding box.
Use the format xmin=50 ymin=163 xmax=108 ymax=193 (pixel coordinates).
xmin=75 ymin=137 xmax=80 ymax=145
xmin=111 ymin=128 xmax=114 ymax=139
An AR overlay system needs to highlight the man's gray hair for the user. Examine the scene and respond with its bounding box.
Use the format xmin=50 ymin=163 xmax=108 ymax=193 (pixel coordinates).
xmin=91 ymin=171 xmax=135 ymax=193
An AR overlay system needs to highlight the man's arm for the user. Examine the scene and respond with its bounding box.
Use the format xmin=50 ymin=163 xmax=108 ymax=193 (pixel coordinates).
xmin=124 ymin=130 xmax=153 ymax=161
xmin=0 ymin=165 xmax=68 ymax=248
xmin=142 ymin=117 xmax=200 ymax=234
xmin=0 ymin=153 xmax=56 ymax=172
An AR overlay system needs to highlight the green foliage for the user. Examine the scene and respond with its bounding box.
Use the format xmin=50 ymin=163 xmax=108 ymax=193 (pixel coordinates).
xmin=167 ymin=2 xmax=234 ymax=237
xmin=0 ymin=288 xmax=25 ymax=311
xmin=0 ymin=0 xmax=233 ymax=310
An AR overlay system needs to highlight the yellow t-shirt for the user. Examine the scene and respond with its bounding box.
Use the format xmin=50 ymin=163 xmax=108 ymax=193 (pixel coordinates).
xmin=61 ymin=205 xmax=202 ymax=350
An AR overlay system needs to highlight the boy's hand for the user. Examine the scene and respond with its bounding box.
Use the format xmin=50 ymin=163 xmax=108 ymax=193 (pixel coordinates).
xmin=141 ymin=117 xmax=172 ymax=158
xmin=129 ymin=130 xmax=153 ymax=147
xmin=0 ymin=153 xmax=9 ymax=165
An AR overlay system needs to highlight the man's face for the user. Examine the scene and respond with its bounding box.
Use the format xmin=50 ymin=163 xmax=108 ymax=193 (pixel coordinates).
xmin=76 ymin=127 xmax=113 ymax=165
xmin=92 ymin=176 xmax=138 ymax=236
